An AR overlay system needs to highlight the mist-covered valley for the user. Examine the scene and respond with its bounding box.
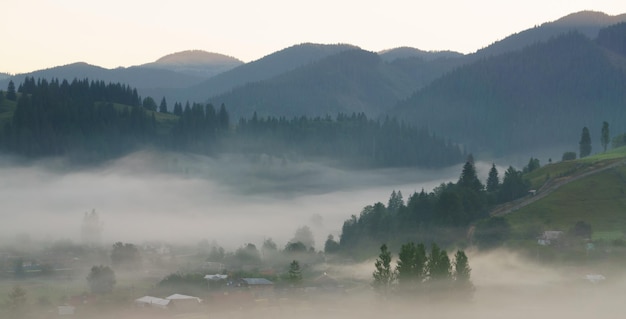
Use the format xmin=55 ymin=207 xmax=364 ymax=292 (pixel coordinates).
xmin=3 ymin=150 xmax=626 ymax=319
xmin=0 ymin=150 xmax=471 ymax=248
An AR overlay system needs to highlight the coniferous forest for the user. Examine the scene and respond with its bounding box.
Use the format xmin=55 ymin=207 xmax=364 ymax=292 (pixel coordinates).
xmin=0 ymin=77 xmax=464 ymax=168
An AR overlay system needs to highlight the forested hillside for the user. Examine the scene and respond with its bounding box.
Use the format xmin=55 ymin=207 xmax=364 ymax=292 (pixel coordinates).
xmin=336 ymin=158 xmax=530 ymax=256
xmin=391 ymin=31 xmax=626 ymax=154
xmin=211 ymin=49 xmax=460 ymax=119
xmin=0 ymin=77 xmax=463 ymax=168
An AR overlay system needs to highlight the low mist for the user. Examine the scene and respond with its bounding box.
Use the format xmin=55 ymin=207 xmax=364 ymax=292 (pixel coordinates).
xmin=0 ymin=150 xmax=468 ymax=249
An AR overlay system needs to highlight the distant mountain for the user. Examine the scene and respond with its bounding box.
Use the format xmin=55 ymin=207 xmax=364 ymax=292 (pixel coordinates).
xmin=209 ymin=48 xmax=462 ymax=119
xmin=0 ymin=72 xmax=10 ymax=81
xmin=379 ymin=47 xmax=464 ymax=62
xmin=0 ymin=62 xmax=207 ymax=101
xmin=475 ymin=11 xmax=626 ymax=58
xmin=391 ymin=30 xmax=626 ymax=155
xmin=0 ymin=62 xmax=206 ymax=90
xmin=140 ymin=50 xmax=243 ymax=78
xmin=175 ymin=43 xmax=359 ymax=103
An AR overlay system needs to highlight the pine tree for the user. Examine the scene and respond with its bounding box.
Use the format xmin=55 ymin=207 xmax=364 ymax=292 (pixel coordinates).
xmin=579 ymin=127 xmax=592 ymax=158
xmin=396 ymin=242 xmax=426 ymax=292
xmin=218 ymin=103 xmax=229 ymax=131
xmin=486 ymin=163 xmax=500 ymax=193
xmin=453 ymin=250 xmax=474 ymax=298
xmin=427 ymin=243 xmax=451 ymax=281
xmin=387 ymin=190 xmax=404 ymax=213
xmin=287 ymin=260 xmax=303 ymax=286
xmin=6 ymin=80 xmax=16 ymax=101
xmin=372 ymin=244 xmax=394 ymax=297
xmin=601 ymin=121 xmax=610 ymax=152
xmin=173 ymin=102 xmax=183 ymax=116
xmin=159 ymin=97 xmax=168 ymax=113
xmin=458 ymin=155 xmax=483 ymax=192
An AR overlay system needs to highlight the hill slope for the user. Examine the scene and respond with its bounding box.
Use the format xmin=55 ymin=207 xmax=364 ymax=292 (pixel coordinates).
xmin=379 ymin=47 xmax=464 ymax=62
xmin=391 ymin=31 xmax=626 ymax=155
xmin=174 ymin=43 xmax=358 ymax=104
xmin=474 ymin=10 xmax=626 ymax=58
xmin=140 ymin=50 xmax=243 ymax=78
xmin=0 ymin=62 xmax=206 ymax=92
xmin=504 ymin=148 xmax=626 ymax=243
xmin=210 ymin=49 xmax=455 ymax=119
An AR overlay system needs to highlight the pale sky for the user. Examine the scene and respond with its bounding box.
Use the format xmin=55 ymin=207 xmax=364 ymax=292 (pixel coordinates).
xmin=2 ymin=0 xmax=625 ymax=74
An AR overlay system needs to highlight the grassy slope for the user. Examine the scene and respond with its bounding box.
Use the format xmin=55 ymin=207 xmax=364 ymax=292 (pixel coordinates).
xmin=107 ymin=102 xmax=179 ymax=136
xmin=506 ymin=147 xmax=626 ymax=241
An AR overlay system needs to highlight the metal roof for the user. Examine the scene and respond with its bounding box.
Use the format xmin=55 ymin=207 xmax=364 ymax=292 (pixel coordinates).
xmin=135 ymin=296 xmax=170 ymax=306
xmin=242 ymin=278 xmax=274 ymax=285
xmin=166 ymin=294 xmax=202 ymax=302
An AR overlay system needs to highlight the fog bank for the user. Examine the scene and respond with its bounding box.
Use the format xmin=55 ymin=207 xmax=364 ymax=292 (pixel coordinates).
xmin=0 ymin=151 xmax=470 ymax=248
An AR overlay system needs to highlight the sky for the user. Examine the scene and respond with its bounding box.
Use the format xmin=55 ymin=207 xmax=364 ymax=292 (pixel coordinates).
xmin=2 ymin=0 xmax=626 ymax=74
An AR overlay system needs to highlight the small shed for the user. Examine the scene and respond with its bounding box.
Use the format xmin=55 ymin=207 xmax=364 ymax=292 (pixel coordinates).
xmin=239 ymin=278 xmax=274 ymax=298
xmin=241 ymin=278 xmax=274 ymax=287
xmin=134 ymin=296 xmax=170 ymax=309
xmin=166 ymin=294 xmax=202 ymax=311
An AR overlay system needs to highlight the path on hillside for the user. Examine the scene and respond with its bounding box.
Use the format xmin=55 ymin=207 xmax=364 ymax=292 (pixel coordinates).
xmin=490 ymin=159 xmax=626 ymax=217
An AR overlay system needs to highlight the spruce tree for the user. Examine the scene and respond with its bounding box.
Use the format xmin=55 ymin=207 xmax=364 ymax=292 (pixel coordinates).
xmin=427 ymin=243 xmax=451 ymax=281
xmin=486 ymin=163 xmax=500 ymax=193
xmin=453 ymin=250 xmax=474 ymax=299
xmin=579 ymin=127 xmax=592 ymax=158
xmin=396 ymin=242 xmax=426 ymax=292
xmin=601 ymin=121 xmax=609 ymax=152
xmin=6 ymin=80 xmax=16 ymax=101
xmin=372 ymin=244 xmax=394 ymax=297
xmin=287 ymin=260 xmax=303 ymax=286
xmin=159 ymin=97 xmax=168 ymax=113
xmin=458 ymin=155 xmax=483 ymax=192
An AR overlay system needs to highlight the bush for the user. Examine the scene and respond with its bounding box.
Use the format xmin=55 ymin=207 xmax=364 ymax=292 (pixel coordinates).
xmin=562 ymin=151 xmax=577 ymax=161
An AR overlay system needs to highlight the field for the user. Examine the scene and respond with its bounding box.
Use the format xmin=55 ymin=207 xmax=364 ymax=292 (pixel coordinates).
xmin=506 ymin=147 xmax=626 ymax=243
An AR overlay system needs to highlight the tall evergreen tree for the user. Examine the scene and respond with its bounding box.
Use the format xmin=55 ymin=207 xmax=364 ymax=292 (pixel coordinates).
xmin=372 ymin=244 xmax=394 ymax=297
xmin=427 ymin=243 xmax=451 ymax=281
xmin=601 ymin=121 xmax=610 ymax=152
xmin=486 ymin=163 xmax=500 ymax=193
xmin=218 ymin=103 xmax=229 ymax=131
xmin=287 ymin=260 xmax=303 ymax=286
xmin=159 ymin=97 xmax=168 ymax=113
xmin=396 ymin=242 xmax=426 ymax=292
xmin=453 ymin=250 xmax=474 ymax=298
xmin=387 ymin=190 xmax=404 ymax=213
xmin=458 ymin=155 xmax=483 ymax=192
xmin=579 ymin=126 xmax=592 ymax=158
xmin=6 ymin=80 xmax=16 ymax=101
xmin=173 ymin=102 xmax=183 ymax=116
xmin=498 ymin=166 xmax=529 ymax=202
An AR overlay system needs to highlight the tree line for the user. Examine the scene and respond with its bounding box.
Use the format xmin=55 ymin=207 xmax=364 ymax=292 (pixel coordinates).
xmin=1 ymin=78 xmax=153 ymax=160
xmin=337 ymin=157 xmax=530 ymax=255
xmin=372 ymin=243 xmax=473 ymax=300
xmin=230 ymin=112 xmax=464 ymax=168
xmin=0 ymin=77 xmax=465 ymax=168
